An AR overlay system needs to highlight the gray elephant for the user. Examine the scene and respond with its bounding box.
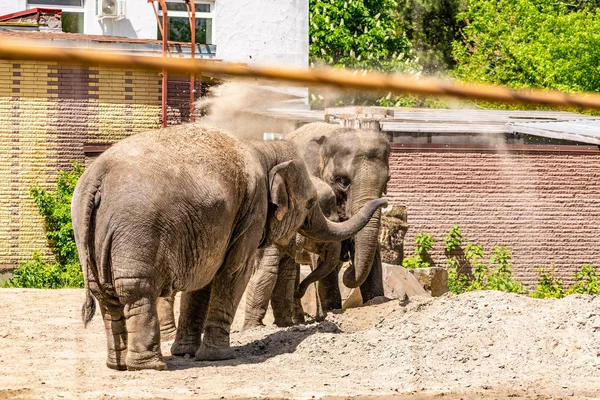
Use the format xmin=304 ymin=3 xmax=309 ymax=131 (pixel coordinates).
xmin=72 ymin=123 xmax=386 ymax=371
xmin=242 ymin=177 xmax=340 ymax=329
xmin=287 ymin=122 xmax=391 ymax=309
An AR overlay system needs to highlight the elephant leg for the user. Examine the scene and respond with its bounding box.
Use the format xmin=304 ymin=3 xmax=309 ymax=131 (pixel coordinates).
xmin=122 ymin=293 xmax=166 ymax=371
xmin=319 ymin=266 xmax=342 ymax=311
xmin=292 ymin=265 xmax=305 ymax=324
xmin=197 ymin=253 xmax=254 ymax=361
xmin=171 ymin=285 xmax=212 ymax=356
xmin=271 ymin=255 xmax=296 ymax=327
xmin=99 ymin=299 xmax=128 ymax=371
xmin=157 ymin=293 xmax=177 ymax=341
xmin=243 ymin=245 xmax=280 ymax=330
xmin=359 ymin=245 xmax=385 ymax=302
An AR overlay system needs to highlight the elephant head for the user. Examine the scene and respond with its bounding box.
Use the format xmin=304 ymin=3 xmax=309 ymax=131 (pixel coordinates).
xmin=288 ymin=123 xmax=391 ymax=289
xmin=260 ymin=155 xmax=387 ymax=250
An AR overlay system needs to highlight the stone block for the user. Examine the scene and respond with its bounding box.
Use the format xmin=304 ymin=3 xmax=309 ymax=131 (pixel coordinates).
xmin=410 ymin=267 xmax=449 ymax=297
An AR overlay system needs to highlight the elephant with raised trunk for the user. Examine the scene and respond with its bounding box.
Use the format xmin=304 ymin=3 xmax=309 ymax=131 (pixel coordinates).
xmin=287 ymin=122 xmax=391 ymax=309
xmin=243 ymin=177 xmax=340 ymax=329
xmin=72 ymin=124 xmax=386 ymax=371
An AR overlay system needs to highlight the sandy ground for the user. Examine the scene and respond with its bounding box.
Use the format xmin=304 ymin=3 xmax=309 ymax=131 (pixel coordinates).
xmin=0 ymin=289 xmax=599 ymax=400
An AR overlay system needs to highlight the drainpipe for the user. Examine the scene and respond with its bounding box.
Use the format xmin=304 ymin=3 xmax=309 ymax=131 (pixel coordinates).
xmin=158 ymin=0 xmax=168 ymax=127
xmin=149 ymin=0 xmax=169 ymax=127
xmin=185 ymin=0 xmax=196 ymax=122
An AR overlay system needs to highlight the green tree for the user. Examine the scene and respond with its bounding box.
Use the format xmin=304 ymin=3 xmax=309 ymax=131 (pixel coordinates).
xmin=452 ymin=0 xmax=600 ymax=93
xmin=310 ymin=0 xmax=418 ymax=73
xmin=397 ymin=0 xmax=465 ymax=74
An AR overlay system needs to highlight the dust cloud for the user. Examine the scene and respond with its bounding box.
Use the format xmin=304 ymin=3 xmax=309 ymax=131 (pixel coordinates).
xmin=197 ymin=80 xmax=302 ymax=140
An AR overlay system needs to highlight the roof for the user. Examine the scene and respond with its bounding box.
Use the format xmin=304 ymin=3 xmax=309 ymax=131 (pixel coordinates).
xmin=0 ymin=30 xmax=217 ymax=57
xmin=511 ymin=119 xmax=600 ymax=145
xmin=0 ymin=8 xmax=61 ymax=22
xmin=324 ymin=107 xmax=600 ymax=145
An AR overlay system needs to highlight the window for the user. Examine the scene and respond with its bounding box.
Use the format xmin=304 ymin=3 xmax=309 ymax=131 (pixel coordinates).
xmin=28 ymin=0 xmax=84 ymax=33
xmin=157 ymin=1 xmax=214 ymax=45
xmin=61 ymin=12 xmax=83 ymax=33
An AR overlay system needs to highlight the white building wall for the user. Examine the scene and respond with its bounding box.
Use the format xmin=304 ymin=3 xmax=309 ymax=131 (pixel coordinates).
xmin=83 ymin=0 xmax=157 ymax=39
xmin=0 ymin=0 xmax=309 ymax=68
xmin=214 ymin=0 xmax=308 ymax=68
xmin=0 ymin=0 xmax=26 ymax=17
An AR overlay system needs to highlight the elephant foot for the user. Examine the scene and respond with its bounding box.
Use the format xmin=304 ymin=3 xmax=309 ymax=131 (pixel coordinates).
xmin=292 ymin=313 xmax=306 ymax=324
xmin=125 ymin=352 xmax=168 ymax=371
xmin=160 ymin=325 xmax=177 ymax=342
xmin=242 ymin=320 xmax=264 ymax=331
xmin=273 ymin=317 xmax=294 ymax=328
xmin=106 ymin=351 xmax=127 ymax=371
xmin=195 ymin=343 xmax=236 ymax=361
xmin=171 ymin=341 xmax=200 ymax=357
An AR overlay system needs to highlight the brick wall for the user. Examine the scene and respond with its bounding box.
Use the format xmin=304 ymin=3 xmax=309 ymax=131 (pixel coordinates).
xmin=387 ymin=146 xmax=600 ymax=287
xmin=0 ymin=59 xmax=205 ymax=268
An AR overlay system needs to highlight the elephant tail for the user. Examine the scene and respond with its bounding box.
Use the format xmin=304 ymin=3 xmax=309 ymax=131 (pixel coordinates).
xmin=73 ymin=173 xmax=104 ymax=328
xmin=81 ymin=287 xmax=96 ymax=328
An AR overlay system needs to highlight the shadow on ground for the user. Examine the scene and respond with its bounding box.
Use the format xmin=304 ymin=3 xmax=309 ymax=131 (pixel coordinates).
xmin=166 ymin=320 xmax=340 ymax=371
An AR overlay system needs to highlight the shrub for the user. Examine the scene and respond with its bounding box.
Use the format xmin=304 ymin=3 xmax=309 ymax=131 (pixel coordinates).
xmin=530 ymin=265 xmax=565 ymax=299
xmin=4 ymin=163 xmax=84 ymax=289
xmin=566 ymin=265 xmax=600 ymax=295
xmin=403 ymin=232 xmax=435 ymax=269
xmin=441 ymin=226 xmax=524 ymax=294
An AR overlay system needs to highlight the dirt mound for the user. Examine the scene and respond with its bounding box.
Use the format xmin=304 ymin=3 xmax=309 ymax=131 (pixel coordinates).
xmin=0 ymin=289 xmax=599 ymax=399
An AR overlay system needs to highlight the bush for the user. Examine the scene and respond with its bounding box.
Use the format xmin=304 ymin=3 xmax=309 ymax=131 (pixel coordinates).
xmin=4 ymin=164 xmax=84 ymax=289
xmin=440 ymin=226 xmax=524 ymax=294
xmin=566 ymin=265 xmax=600 ymax=296
xmin=402 ymin=232 xmax=435 ymax=269
xmin=530 ymin=265 xmax=565 ymax=299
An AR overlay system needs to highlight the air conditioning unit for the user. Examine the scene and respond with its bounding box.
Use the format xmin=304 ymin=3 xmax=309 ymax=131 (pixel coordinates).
xmin=97 ymin=0 xmax=126 ymax=19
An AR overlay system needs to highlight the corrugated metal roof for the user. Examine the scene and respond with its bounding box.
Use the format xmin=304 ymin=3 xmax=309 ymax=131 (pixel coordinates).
xmin=376 ymin=108 xmax=600 ymax=145
xmin=510 ymin=119 xmax=600 ymax=145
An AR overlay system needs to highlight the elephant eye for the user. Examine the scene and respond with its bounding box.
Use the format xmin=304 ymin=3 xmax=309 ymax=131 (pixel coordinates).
xmin=335 ymin=175 xmax=351 ymax=190
xmin=306 ymin=198 xmax=316 ymax=209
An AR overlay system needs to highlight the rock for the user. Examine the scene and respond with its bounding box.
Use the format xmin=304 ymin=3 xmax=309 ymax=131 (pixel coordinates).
xmin=342 ymin=288 xmax=363 ymax=309
xmin=382 ymin=263 xmax=429 ymax=298
xmin=410 ymin=267 xmax=449 ymax=297
xmin=379 ymin=206 xmax=409 ymax=265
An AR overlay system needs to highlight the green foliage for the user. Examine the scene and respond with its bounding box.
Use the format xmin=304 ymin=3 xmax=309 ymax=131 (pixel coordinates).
xmin=5 ymin=251 xmax=83 ymax=289
xmin=531 ymin=265 xmax=565 ymax=299
xmin=310 ymin=0 xmax=418 ymax=73
xmin=402 ymin=232 xmax=434 ymax=269
xmin=444 ymin=225 xmax=463 ymax=252
xmin=397 ymin=0 xmax=465 ymax=73
xmin=566 ymin=264 xmax=600 ymax=295
xmin=4 ymin=164 xmax=84 ymax=289
xmin=441 ymin=226 xmax=524 ymax=294
xmin=452 ymin=0 xmax=600 ymax=93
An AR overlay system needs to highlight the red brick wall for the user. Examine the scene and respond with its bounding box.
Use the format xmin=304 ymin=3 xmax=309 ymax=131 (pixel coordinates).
xmin=387 ymin=145 xmax=600 ymax=287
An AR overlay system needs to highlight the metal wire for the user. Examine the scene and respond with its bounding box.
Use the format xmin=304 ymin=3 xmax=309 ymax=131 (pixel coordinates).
xmin=1 ymin=39 xmax=600 ymax=110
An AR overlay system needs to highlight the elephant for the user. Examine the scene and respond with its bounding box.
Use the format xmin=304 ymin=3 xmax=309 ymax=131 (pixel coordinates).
xmin=242 ymin=176 xmax=341 ymax=330
xmin=287 ymin=122 xmax=391 ymax=309
xmin=71 ymin=123 xmax=387 ymax=371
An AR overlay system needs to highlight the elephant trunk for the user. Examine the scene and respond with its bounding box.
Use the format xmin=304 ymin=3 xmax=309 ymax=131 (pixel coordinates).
xmin=342 ymin=171 xmax=386 ymax=289
xmin=299 ymin=198 xmax=387 ymax=243
xmin=296 ymin=241 xmax=341 ymax=298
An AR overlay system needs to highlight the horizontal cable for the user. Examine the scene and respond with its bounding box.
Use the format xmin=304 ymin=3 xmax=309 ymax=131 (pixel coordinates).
xmin=1 ymin=39 xmax=600 ymax=110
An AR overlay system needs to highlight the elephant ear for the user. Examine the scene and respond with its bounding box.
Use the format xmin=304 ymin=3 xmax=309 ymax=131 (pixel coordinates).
xmin=268 ymin=161 xmax=294 ymax=221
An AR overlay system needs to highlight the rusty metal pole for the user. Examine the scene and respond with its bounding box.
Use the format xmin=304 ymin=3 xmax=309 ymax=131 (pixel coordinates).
xmin=185 ymin=0 xmax=196 ymax=122
xmin=158 ymin=0 xmax=168 ymax=128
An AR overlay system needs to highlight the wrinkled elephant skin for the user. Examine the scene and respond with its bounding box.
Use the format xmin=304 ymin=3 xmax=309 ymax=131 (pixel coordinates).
xmin=72 ymin=124 xmax=387 ymax=371
xmin=287 ymin=123 xmax=391 ymax=304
